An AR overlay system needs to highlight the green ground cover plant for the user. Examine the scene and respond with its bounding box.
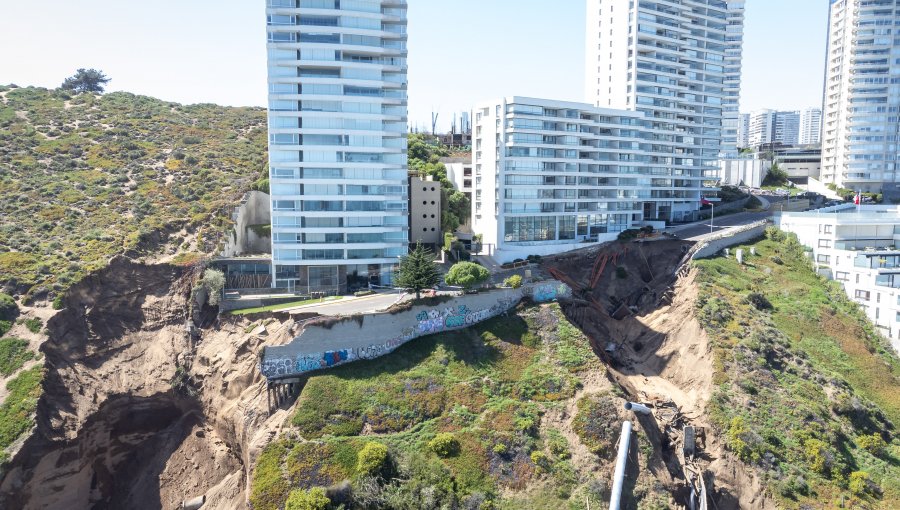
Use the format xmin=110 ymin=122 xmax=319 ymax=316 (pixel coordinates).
xmin=0 ymin=86 xmax=267 ymax=300
xmin=251 ymin=303 xmax=609 ymax=510
xmin=695 ymin=232 xmax=900 ymax=508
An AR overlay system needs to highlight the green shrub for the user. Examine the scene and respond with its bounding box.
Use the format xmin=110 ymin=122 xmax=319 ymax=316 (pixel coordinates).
xmin=849 ymin=471 xmax=875 ymax=496
xmin=201 ymin=268 xmax=225 ymax=307
xmin=427 ymin=433 xmax=459 ymax=458
xmin=765 ymin=227 xmax=786 ymax=243
xmin=803 ymin=438 xmax=833 ymax=475
xmin=0 ymin=293 xmax=17 ymax=322
xmin=492 ymin=443 xmax=508 ymax=455
xmin=856 ymin=433 xmax=887 ymax=457
xmin=0 ymin=337 xmax=35 ymax=376
xmin=530 ymin=450 xmax=551 ymax=472
xmin=744 ymin=195 xmax=762 ymax=209
xmin=52 ymin=296 xmax=64 ymax=310
xmin=0 ymin=321 xmax=10 ymax=337
xmin=23 ymin=317 xmax=42 ymax=334
xmin=285 ymin=487 xmax=330 ymax=510
xmin=0 ymin=366 xmax=43 ymax=450
xmin=356 ymin=442 xmax=389 ymax=476
xmin=745 ymin=292 xmax=773 ymax=311
xmin=503 ymin=275 xmax=523 ymax=289
xmin=354 ymin=290 xmax=375 ymax=297
xmin=444 ymin=262 xmax=489 ymax=290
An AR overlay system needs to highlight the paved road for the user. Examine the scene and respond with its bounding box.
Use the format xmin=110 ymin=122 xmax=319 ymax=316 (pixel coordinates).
xmin=670 ymin=210 xmax=774 ymax=240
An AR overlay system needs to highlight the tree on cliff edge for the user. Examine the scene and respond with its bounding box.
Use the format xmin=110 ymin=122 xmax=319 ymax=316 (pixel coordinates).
xmin=394 ymin=243 xmax=441 ymax=300
xmin=61 ymin=68 xmax=110 ymax=94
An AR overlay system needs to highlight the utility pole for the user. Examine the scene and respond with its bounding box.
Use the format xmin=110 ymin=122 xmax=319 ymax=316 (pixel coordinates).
xmin=710 ymin=202 xmax=715 ymax=235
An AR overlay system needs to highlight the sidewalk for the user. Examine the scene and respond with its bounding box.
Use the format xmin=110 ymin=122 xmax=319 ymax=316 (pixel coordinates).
xmin=282 ymin=290 xmax=408 ymax=315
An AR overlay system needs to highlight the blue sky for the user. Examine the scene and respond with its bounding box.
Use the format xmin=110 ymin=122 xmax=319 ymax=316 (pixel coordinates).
xmin=0 ymin=0 xmax=828 ymax=131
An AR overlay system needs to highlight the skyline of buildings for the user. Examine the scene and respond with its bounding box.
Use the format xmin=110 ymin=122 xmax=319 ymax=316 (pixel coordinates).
xmin=265 ymin=0 xmax=410 ymax=294
xmin=821 ymin=0 xmax=900 ymax=193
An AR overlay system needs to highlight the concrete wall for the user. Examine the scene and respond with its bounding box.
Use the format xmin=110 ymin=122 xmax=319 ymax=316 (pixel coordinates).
xmin=692 ymin=221 xmax=770 ymax=259
xmin=260 ymin=280 xmax=572 ymax=379
xmin=222 ymin=191 xmax=271 ymax=257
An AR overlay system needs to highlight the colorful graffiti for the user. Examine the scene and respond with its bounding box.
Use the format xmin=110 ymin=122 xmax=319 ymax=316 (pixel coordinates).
xmin=528 ymin=282 xmax=572 ymax=303
xmin=260 ymin=281 xmax=569 ymax=380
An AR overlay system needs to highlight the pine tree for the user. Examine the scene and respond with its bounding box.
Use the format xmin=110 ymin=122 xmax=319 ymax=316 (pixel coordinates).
xmin=394 ymin=242 xmax=441 ymax=299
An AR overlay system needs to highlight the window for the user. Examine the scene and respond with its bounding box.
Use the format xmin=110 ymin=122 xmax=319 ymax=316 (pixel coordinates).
xmin=855 ymin=289 xmax=871 ymax=301
xmin=818 ymin=239 xmax=832 ymax=248
xmin=817 ymin=254 xmax=831 ymax=264
xmin=835 ymin=271 xmax=850 ymax=281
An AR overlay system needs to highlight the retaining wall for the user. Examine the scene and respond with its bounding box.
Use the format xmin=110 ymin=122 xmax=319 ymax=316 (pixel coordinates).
xmin=692 ymin=221 xmax=770 ymax=259
xmin=260 ymin=280 xmax=571 ymax=380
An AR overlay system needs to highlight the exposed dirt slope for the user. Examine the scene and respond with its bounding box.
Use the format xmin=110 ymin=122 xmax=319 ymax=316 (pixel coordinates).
xmin=0 ymin=257 xmax=294 ymax=510
xmin=544 ymin=239 xmax=775 ymax=509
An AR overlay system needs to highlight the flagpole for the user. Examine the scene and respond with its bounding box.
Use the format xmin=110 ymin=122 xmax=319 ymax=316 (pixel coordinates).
xmin=711 ymin=202 xmax=715 ymax=234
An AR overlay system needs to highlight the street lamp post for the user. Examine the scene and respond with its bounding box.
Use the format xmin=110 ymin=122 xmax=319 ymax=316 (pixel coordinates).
xmin=710 ymin=202 xmax=715 ymax=235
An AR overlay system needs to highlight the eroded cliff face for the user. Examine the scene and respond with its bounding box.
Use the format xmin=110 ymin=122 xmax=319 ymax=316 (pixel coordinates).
xmin=0 ymin=257 xmax=293 ymax=510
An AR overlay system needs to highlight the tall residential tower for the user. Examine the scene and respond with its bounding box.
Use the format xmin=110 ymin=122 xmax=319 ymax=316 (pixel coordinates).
xmin=265 ymin=0 xmax=409 ymax=294
xmin=585 ymin=0 xmax=746 ymax=161
xmin=821 ymin=0 xmax=900 ymax=192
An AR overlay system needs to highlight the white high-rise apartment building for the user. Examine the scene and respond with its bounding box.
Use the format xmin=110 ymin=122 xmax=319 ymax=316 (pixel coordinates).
xmin=736 ymin=112 xmax=750 ymax=148
xmin=799 ymin=107 xmax=823 ymax=145
xmin=747 ymin=109 xmax=801 ymax=147
xmin=747 ymin=109 xmax=775 ymax=147
xmin=821 ymin=0 xmax=900 ymax=192
xmin=472 ymin=97 xmax=710 ymax=262
xmin=775 ymin=111 xmax=801 ymax=146
xmin=585 ymin=0 xmax=746 ymax=163
xmin=265 ymin=0 xmax=409 ymax=294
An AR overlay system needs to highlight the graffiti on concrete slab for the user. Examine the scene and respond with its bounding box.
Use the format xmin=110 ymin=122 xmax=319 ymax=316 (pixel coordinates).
xmin=261 ymin=281 xmax=568 ymax=380
xmin=527 ymin=282 xmax=572 ymax=303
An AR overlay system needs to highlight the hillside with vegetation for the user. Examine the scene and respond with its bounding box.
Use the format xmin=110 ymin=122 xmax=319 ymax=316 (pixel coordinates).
xmin=250 ymin=303 xmax=676 ymax=510
xmin=0 ymin=84 xmax=267 ymax=301
xmin=695 ymin=230 xmax=900 ymax=508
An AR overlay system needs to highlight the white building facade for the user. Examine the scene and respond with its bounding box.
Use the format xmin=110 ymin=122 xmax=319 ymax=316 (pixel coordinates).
xmin=472 ymin=97 xmax=711 ymax=262
xmin=821 ymin=0 xmax=900 ymax=192
xmin=585 ymin=0 xmax=746 ymax=162
xmin=736 ymin=113 xmax=750 ymax=148
xmin=799 ymin=107 xmax=822 ymax=146
xmin=779 ymin=204 xmax=900 ymax=352
xmin=265 ymin=0 xmax=409 ymax=294
xmin=747 ymin=109 xmax=800 ymax=147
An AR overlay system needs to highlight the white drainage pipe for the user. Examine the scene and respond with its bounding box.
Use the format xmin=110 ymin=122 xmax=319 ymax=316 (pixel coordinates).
xmin=624 ymin=401 xmax=653 ymax=415
xmin=182 ymin=495 xmax=205 ymax=510
xmin=609 ymin=420 xmax=633 ymax=510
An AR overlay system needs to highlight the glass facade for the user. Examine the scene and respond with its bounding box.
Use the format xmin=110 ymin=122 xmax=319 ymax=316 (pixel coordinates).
xmin=266 ymin=0 xmax=409 ymax=293
xmin=822 ymin=0 xmax=900 ymax=191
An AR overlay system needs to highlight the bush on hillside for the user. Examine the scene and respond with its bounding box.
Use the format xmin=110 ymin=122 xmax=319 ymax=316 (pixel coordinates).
xmin=356 ymin=442 xmax=389 ymax=476
xmin=503 ymin=275 xmax=523 ymax=289
xmin=285 ymin=488 xmax=330 ymax=510
xmin=0 ymin=293 xmax=18 ymax=322
xmin=427 ymin=433 xmax=459 ymax=458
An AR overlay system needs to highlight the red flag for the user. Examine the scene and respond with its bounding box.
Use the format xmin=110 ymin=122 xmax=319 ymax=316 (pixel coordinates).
xmin=701 ymin=197 xmax=712 ymax=206
xmin=854 ymin=192 xmax=861 ymax=205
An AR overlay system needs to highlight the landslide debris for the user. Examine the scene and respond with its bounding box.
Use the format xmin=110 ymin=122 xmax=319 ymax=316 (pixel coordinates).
xmin=0 ymin=256 xmax=295 ymax=510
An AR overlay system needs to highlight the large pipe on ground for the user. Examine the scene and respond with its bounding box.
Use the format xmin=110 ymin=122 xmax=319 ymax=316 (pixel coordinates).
xmin=182 ymin=495 xmax=205 ymax=510
xmin=624 ymin=401 xmax=653 ymax=415
xmin=609 ymin=420 xmax=633 ymax=510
